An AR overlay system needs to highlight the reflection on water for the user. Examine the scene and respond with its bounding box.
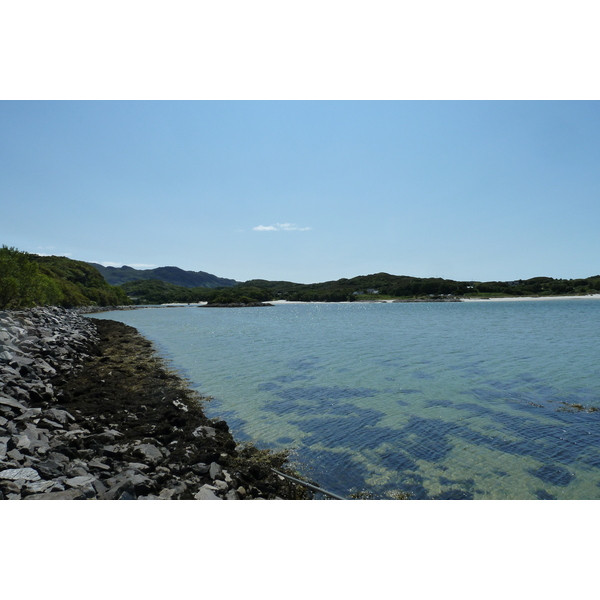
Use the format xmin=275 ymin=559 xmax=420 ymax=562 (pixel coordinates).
xmin=93 ymin=300 xmax=600 ymax=499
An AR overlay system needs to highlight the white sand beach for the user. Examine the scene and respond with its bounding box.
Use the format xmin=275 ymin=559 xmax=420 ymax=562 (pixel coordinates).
xmin=462 ymin=294 xmax=600 ymax=302
xmin=272 ymin=295 xmax=600 ymax=305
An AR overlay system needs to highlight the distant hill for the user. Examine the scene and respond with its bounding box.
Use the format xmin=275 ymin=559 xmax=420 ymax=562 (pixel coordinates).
xmin=241 ymin=272 xmax=600 ymax=301
xmin=89 ymin=263 xmax=238 ymax=289
xmin=81 ymin=261 xmax=600 ymax=305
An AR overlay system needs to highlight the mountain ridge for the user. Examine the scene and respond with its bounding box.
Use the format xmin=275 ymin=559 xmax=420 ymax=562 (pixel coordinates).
xmin=88 ymin=263 xmax=238 ymax=289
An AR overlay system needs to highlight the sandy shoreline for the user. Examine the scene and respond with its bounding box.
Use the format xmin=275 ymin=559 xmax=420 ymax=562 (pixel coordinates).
xmin=461 ymin=294 xmax=600 ymax=302
xmin=147 ymin=294 xmax=600 ymax=309
xmin=271 ymin=296 xmax=600 ymax=305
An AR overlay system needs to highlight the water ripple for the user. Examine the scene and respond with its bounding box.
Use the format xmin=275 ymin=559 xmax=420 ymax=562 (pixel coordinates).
xmin=92 ymin=300 xmax=600 ymax=499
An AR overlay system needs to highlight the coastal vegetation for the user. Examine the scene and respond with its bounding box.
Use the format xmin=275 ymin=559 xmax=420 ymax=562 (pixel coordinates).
xmin=121 ymin=279 xmax=275 ymax=305
xmin=3 ymin=245 xmax=599 ymax=307
xmin=242 ymin=273 xmax=600 ymax=301
xmin=118 ymin=272 xmax=600 ymax=305
xmin=0 ymin=246 xmax=132 ymax=309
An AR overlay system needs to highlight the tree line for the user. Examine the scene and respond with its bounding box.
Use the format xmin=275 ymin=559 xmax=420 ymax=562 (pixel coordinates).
xmin=120 ymin=271 xmax=600 ymax=304
xmin=4 ymin=246 xmax=598 ymax=308
xmin=120 ymin=279 xmax=273 ymax=305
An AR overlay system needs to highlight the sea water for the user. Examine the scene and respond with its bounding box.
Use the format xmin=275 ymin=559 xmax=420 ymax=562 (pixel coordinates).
xmin=92 ymin=299 xmax=600 ymax=499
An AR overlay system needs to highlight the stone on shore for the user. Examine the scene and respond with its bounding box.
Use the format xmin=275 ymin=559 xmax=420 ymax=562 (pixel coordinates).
xmin=0 ymin=467 xmax=41 ymax=481
xmin=24 ymin=489 xmax=86 ymax=500
xmin=195 ymin=484 xmax=222 ymax=500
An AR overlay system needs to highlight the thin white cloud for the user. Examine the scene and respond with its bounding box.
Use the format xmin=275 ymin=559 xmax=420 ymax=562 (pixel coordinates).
xmin=253 ymin=222 xmax=311 ymax=232
xmin=253 ymin=225 xmax=279 ymax=231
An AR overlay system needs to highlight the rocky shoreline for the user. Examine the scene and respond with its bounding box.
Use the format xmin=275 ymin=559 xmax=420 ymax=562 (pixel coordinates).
xmin=0 ymin=307 xmax=313 ymax=500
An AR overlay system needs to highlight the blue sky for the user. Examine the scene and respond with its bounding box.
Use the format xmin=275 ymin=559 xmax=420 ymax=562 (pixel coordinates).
xmin=1 ymin=100 xmax=599 ymax=284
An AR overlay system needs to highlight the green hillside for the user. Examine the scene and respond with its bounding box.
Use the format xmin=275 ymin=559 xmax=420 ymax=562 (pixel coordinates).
xmin=121 ymin=279 xmax=273 ymax=305
xmin=0 ymin=246 xmax=132 ymax=309
xmin=241 ymin=272 xmax=600 ymax=301
xmin=120 ymin=279 xmax=209 ymax=304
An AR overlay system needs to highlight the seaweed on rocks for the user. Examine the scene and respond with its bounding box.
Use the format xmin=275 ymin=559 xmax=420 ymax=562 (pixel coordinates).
xmin=557 ymin=402 xmax=599 ymax=413
xmin=0 ymin=309 xmax=313 ymax=500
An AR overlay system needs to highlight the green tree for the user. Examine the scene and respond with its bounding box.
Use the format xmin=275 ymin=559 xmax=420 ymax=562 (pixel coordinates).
xmin=0 ymin=246 xmax=57 ymax=308
xmin=0 ymin=246 xmax=133 ymax=309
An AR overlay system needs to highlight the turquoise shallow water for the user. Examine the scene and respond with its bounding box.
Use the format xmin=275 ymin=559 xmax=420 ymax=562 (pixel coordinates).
xmin=93 ymin=299 xmax=600 ymax=499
